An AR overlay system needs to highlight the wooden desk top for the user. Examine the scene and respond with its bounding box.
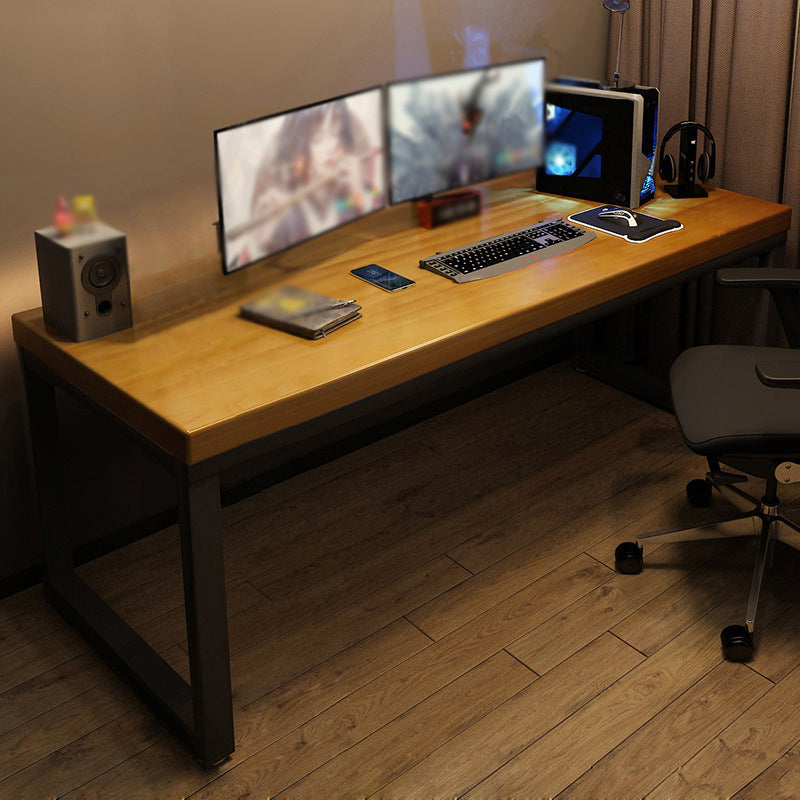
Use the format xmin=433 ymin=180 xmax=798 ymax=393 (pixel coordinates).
xmin=13 ymin=184 xmax=791 ymax=465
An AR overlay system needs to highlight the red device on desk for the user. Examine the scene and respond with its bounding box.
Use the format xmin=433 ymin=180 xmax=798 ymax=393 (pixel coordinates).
xmin=417 ymin=190 xmax=482 ymax=229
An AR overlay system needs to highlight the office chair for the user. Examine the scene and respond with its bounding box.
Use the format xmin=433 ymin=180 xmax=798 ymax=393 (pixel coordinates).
xmin=615 ymin=266 xmax=800 ymax=662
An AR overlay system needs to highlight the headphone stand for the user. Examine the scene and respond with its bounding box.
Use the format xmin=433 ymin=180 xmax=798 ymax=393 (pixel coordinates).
xmin=659 ymin=121 xmax=716 ymax=201
xmin=664 ymin=182 xmax=708 ymax=199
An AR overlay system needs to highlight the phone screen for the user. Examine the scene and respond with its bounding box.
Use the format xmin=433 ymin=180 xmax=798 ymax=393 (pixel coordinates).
xmin=351 ymin=264 xmax=416 ymax=292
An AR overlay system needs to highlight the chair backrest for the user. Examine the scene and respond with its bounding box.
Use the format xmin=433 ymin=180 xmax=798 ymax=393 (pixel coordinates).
xmin=770 ymin=288 xmax=800 ymax=348
xmin=717 ymin=268 xmax=800 ymax=348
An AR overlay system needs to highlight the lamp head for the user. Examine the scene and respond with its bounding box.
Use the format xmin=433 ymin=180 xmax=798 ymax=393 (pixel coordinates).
xmin=603 ymin=0 xmax=630 ymax=10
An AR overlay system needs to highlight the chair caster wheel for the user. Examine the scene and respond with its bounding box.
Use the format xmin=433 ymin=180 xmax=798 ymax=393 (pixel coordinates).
xmin=686 ymin=478 xmax=712 ymax=508
xmin=615 ymin=541 xmax=643 ymax=574
xmin=721 ymin=624 xmax=753 ymax=662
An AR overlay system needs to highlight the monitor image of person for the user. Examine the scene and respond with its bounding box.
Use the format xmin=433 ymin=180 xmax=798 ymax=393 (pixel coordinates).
xmin=215 ymin=88 xmax=385 ymax=274
xmin=387 ymin=58 xmax=545 ymax=205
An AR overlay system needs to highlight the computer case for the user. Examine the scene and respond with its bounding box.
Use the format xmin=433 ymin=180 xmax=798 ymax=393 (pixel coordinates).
xmin=537 ymin=81 xmax=659 ymax=209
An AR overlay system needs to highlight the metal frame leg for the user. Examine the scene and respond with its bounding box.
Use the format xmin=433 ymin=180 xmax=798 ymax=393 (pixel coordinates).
xmin=21 ymin=354 xmax=234 ymax=766
xmin=636 ymin=510 xmax=762 ymax=545
xmin=23 ymin=363 xmax=74 ymax=582
xmin=746 ymin=516 xmax=773 ymax=633
xmin=179 ymin=468 xmax=235 ymax=765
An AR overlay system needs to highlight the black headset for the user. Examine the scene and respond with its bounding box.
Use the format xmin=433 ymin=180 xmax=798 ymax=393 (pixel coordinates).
xmin=658 ymin=120 xmax=716 ymax=184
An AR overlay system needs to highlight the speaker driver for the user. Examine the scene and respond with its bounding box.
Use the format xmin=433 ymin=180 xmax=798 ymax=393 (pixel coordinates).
xmin=82 ymin=255 xmax=120 ymax=294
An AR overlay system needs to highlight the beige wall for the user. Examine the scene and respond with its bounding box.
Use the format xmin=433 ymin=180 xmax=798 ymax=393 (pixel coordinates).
xmin=0 ymin=0 xmax=609 ymax=583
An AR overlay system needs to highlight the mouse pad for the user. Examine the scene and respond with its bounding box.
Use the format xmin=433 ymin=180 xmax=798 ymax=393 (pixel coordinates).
xmin=568 ymin=205 xmax=683 ymax=243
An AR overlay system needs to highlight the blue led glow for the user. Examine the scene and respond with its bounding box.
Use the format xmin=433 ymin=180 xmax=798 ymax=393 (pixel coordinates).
xmin=545 ymin=142 xmax=577 ymax=176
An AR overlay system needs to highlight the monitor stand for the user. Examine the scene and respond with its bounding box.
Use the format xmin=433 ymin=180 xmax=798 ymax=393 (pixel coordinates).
xmin=417 ymin=190 xmax=481 ymax=229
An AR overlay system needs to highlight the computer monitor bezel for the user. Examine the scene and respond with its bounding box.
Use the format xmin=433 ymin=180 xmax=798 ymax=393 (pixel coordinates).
xmin=385 ymin=57 xmax=546 ymax=206
xmin=214 ymin=85 xmax=386 ymax=275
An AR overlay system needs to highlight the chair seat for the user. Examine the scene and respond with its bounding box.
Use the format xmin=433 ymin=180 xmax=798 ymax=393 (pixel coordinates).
xmin=671 ymin=345 xmax=800 ymax=463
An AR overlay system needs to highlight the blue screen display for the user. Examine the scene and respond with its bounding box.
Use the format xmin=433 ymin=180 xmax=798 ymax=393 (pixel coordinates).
xmin=544 ymin=104 xmax=602 ymax=178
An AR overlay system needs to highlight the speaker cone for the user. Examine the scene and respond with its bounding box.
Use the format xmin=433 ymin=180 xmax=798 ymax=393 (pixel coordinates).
xmin=82 ymin=255 xmax=120 ymax=294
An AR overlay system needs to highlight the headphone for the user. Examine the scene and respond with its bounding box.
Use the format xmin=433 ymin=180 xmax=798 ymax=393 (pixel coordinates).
xmin=658 ymin=121 xmax=716 ymax=184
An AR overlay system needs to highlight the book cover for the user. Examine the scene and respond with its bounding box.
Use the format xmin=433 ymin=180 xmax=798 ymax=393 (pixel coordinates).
xmin=240 ymin=285 xmax=361 ymax=339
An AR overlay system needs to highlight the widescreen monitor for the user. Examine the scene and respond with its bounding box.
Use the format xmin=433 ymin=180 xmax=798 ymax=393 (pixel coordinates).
xmin=387 ymin=58 xmax=546 ymax=205
xmin=214 ymin=87 xmax=386 ymax=274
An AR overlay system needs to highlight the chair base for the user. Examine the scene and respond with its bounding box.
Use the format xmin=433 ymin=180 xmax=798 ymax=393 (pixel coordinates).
xmin=616 ymin=467 xmax=800 ymax=661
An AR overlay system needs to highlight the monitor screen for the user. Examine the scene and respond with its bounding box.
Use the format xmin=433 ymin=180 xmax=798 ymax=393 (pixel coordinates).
xmin=387 ymin=59 xmax=546 ymax=205
xmin=215 ymin=88 xmax=386 ymax=274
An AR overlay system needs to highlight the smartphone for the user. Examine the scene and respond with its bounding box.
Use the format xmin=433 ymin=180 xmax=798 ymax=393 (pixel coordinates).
xmin=350 ymin=264 xmax=416 ymax=292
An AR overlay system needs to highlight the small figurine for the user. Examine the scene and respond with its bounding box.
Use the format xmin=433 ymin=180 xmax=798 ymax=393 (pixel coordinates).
xmin=53 ymin=195 xmax=74 ymax=237
xmin=72 ymin=194 xmax=97 ymax=231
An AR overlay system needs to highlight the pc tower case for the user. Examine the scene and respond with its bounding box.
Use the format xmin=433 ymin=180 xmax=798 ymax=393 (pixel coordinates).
xmin=537 ymin=80 xmax=659 ymax=209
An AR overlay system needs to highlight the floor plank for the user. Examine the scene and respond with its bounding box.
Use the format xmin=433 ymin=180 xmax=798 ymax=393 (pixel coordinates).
xmin=62 ymin=620 xmax=431 ymax=800
xmin=182 ymin=556 xmax=612 ymax=799
xmin=646 ymin=662 xmax=800 ymax=800
xmin=558 ymin=661 xmax=772 ymax=799
xmin=464 ymin=595 xmax=763 ymax=798
xmin=275 ymin=651 xmax=536 ymax=799
xmin=407 ymin=438 xmax=694 ymax=641
xmin=4 ymin=362 xmax=800 ymax=800
xmin=373 ymin=633 xmax=642 ymax=800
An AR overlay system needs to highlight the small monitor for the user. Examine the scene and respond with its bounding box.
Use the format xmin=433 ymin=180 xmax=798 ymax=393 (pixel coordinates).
xmin=387 ymin=58 xmax=546 ymax=205
xmin=214 ymin=88 xmax=386 ymax=274
xmin=536 ymin=82 xmax=658 ymax=208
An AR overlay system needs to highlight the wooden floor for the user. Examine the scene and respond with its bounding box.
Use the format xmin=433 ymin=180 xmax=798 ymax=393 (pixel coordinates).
xmin=5 ymin=360 xmax=800 ymax=799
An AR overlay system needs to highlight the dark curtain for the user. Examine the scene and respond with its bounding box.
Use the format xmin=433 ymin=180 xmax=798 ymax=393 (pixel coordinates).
xmin=598 ymin=0 xmax=800 ymax=374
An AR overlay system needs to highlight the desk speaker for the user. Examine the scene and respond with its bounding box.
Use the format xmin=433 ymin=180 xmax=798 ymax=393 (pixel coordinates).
xmin=34 ymin=222 xmax=133 ymax=342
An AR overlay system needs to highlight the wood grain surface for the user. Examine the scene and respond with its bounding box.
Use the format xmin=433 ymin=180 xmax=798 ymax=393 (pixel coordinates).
xmin=13 ymin=182 xmax=791 ymax=463
xmin=5 ymin=364 xmax=800 ymax=798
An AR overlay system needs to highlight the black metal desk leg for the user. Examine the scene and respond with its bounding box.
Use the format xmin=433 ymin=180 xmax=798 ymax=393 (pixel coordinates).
xmin=20 ymin=349 xmax=235 ymax=765
xmin=21 ymin=358 xmax=74 ymax=582
xmin=178 ymin=468 xmax=235 ymax=766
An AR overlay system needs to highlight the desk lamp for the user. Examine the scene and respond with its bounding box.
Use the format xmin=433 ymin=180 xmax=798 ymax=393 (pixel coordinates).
xmin=604 ymin=0 xmax=631 ymax=89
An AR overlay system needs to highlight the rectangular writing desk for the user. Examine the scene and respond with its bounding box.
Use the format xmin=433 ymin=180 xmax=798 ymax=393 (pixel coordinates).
xmin=12 ymin=185 xmax=790 ymax=764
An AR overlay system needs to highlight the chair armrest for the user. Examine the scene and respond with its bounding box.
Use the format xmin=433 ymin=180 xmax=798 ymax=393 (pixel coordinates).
xmin=717 ymin=268 xmax=800 ymax=288
xmin=755 ymin=360 xmax=800 ymax=387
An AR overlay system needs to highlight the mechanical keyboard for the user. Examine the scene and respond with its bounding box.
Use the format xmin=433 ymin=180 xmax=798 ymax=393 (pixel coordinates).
xmin=419 ymin=218 xmax=596 ymax=283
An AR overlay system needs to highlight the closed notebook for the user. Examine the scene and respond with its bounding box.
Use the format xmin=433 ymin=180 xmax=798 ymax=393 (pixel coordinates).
xmin=240 ymin=285 xmax=362 ymax=340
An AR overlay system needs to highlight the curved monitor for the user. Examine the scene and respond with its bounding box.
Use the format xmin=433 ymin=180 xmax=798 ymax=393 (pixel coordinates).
xmin=215 ymin=87 xmax=386 ymax=274
xmin=387 ymin=58 xmax=546 ymax=205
